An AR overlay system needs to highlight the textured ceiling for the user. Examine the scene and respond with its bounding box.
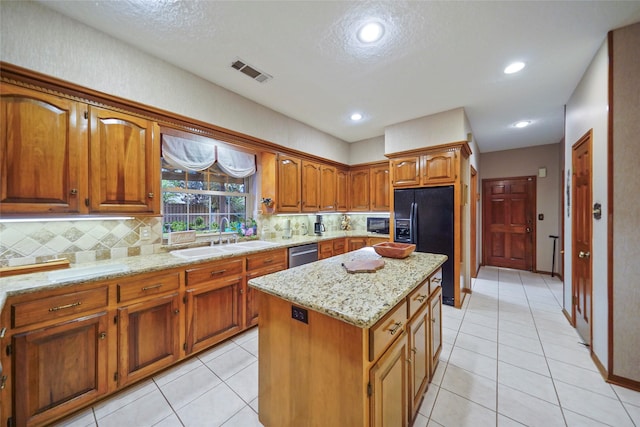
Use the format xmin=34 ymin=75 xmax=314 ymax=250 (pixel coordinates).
xmin=37 ymin=1 xmax=640 ymax=153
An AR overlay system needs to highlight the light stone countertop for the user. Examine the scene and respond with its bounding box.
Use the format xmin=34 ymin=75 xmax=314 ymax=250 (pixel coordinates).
xmin=248 ymin=247 xmax=447 ymax=329
xmin=0 ymin=231 xmax=389 ymax=313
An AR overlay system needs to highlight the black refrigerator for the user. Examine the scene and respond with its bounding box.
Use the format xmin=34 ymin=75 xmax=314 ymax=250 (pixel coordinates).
xmin=394 ymin=186 xmax=455 ymax=306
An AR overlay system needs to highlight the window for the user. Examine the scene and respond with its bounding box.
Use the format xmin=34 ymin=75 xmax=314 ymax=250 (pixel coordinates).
xmin=161 ymin=159 xmax=255 ymax=235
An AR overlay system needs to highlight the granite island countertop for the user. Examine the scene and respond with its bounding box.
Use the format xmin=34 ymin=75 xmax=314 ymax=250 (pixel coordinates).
xmin=0 ymin=231 xmax=389 ymax=313
xmin=248 ymin=247 xmax=447 ymax=329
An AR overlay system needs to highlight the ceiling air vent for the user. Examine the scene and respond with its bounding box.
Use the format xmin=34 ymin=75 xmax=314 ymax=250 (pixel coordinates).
xmin=231 ymin=58 xmax=272 ymax=83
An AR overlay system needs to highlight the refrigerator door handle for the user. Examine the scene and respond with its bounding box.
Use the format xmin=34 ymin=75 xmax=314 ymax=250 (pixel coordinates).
xmin=410 ymin=202 xmax=418 ymax=245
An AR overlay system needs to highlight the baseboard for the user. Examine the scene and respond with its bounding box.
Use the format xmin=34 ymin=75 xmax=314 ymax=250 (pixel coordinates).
xmin=562 ymin=308 xmax=573 ymax=326
xmin=591 ymin=351 xmax=608 ymax=380
xmin=607 ymin=374 xmax=640 ymax=392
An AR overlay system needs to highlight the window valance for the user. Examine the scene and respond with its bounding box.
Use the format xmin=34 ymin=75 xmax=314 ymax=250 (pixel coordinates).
xmin=162 ymin=135 xmax=256 ymax=178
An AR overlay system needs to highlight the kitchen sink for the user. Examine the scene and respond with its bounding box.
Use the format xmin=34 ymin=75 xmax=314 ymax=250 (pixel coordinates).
xmin=48 ymin=263 xmax=129 ymax=283
xmin=170 ymin=246 xmax=233 ymax=260
xmin=225 ymin=240 xmax=279 ymax=250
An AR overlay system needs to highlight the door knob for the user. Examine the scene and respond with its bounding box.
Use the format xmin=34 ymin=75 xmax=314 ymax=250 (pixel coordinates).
xmin=526 ymin=227 xmax=532 ymax=233
xmin=578 ymin=251 xmax=591 ymax=259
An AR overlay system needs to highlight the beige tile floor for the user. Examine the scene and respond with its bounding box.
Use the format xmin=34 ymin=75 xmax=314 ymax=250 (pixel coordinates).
xmin=53 ymin=267 xmax=640 ymax=427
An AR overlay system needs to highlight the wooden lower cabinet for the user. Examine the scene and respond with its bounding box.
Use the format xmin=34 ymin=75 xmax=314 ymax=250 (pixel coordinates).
xmin=117 ymin=293 xmax=181 ymax=386
xmin=13 ymin=312 xmax=110 ymax=427
xmin=245 ymin=249 xmax=287 ymax=327
xmin=429 ymin=286 xmax=443 ymax=376
xmin=370 ymin=332 xmax=409 ymax=427
xmin=349 ymin=237 xmax=368 ymax=252
xmin=407 ymin=305 xmax=430 ymax=422
xmin=185 ymin=276 xmax=243 ymax=355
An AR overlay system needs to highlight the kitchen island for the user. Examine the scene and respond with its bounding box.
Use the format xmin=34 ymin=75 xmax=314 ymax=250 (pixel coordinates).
xmin=248 ymin=247 xmax=447 ymax=427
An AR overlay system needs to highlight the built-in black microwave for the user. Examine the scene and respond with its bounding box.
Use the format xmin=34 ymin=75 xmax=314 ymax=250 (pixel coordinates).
xmin=366 ymin=217 xmax=389 ymax=234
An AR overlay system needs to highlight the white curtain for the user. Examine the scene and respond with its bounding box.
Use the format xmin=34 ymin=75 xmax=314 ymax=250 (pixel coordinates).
xmin=162 ymin=135 xmax=256 ymax=177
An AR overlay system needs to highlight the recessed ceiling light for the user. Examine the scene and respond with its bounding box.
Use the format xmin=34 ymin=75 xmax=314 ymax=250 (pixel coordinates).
xmin=357 ymin=22 xmax=384 ymax=43
xmin=351 ymin=113 xmax=363 ymax=121
xmin=514 ymin=120 xmax=531 ymax=128
xmin=504 ymin=62 xmax=526 ymax=74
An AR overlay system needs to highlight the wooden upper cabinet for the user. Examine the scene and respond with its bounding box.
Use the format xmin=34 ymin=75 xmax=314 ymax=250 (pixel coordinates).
xmin=336 ymin=168 xmax=349 ymax=211
xmin=370 ymin=163 xmax=390 ymax=211
xmin=349 ymin=168 xmax=370 ymax=211
xmin=301 ymin=160 xmax=321 ymax=212
xmin=390 ymin=156 xmax=421 ymax=187
xmin=277 ymin=155 xmax=301 ymax=212
xmin=89 ymin=106 xmax=160 ymax=214
xmin=422 ymin=151 xmax=456 ymax=184
xmin=0 ymin=83 xmax=87 ymax=214
xmin=320 ymin=165 xmax=337 ymax=211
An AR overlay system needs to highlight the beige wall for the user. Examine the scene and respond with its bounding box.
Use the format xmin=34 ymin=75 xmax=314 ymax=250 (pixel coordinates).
xmin=611 ymin=22 xmax=640 ymax=382
xmin=564 ymin=39 xmax=609 ymax=368
xmin=349 ymin=135 xmax=387 ymax=164
xmin=479 ymin=143 xmax=561 ymax=273
xmin=0 ymin=1 xmax=350 ymax=163
xmin=384 ymin=107 xmax=467 ymax=154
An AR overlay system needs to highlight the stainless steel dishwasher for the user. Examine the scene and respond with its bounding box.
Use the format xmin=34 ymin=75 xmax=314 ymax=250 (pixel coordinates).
xmin=288 ymin=243 xmax=318 ymax=267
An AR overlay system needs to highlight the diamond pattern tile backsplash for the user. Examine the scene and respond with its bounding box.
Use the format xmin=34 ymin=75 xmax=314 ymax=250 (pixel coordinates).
xmin=0 ymin=217 xmax=163 ymax=267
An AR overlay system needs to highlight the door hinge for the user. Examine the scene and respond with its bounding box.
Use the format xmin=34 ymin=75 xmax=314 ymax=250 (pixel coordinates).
xmin=5 ymin=344 xmax=11 ymax=356
xmin=0 ymin=327 xmax=5 ymax=338
xmin=183 ymin=343 xmax=187 ymax=351
xmin=7 ymin=416 xmax=15 ymax=427
xmin=183 ymin=295 xmax=187 ymax=304
xmin=84 ymin=110 xmax=88 ymax=120
xmin=367 ymin=383 xmax=372 ymax=397
xmin=572 ymin=295 xmax=577 ymax=305
xmin=85 ymin=198 xmax=90 ymax=207
xmin=114 ymin=315 xmax=118 ymax=324
xmin=114 ymin=372 xmax=118 ymax=382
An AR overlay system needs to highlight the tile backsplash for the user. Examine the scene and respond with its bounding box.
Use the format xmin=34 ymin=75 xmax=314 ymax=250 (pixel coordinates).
xmin=0 ymin=217 xmax=163 ymax=267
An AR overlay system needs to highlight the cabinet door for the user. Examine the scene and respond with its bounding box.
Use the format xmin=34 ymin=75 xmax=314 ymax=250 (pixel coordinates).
xmin=336 ymin=169 xmax=349 ymax=211
xmin=370 ymin=332 xmax=409 ymax=427
xmin=277 ymin=155 xmax=301 ymax=212
xmin=245 ymin=263 xmax=285 ymax=327
xmin=301 ymin=160 xmax=321 ymax=212
xmin=407 ymin=307 xmax=430 ymax=421
xmin=429 ymin=287 xmax=442 ymax=376
xmin=0 ymin=83 xmax=87 ymax=214
xmin=390 ymin=157 xmax=420 ymax=187
xmin=348 ymin=238 xmax=367 ymax=252
xmin=13 ymin=312 xmax=109 ymax=427
xmin=332 ymin=238 xmax=346 ymax=255
xmin=318 ymin=240 xmax=334 ymax=260
xmin=185 ymin=276 xmax=242 ymax=354
xmin=349 ymin=168 xmax=370 ymax=211
xmin=117 ymin=293 xmax=181 ymax=386
xmin=370 ymin=164 xmax=390 ymax=211
xmin=422 ymin=151 xmax=456 ymax=184
xmin=89 ymin=106 xmax=159 ymax=213
xmin=319 ymin=165 xmax=337 ymax=211
xmin=368 ymin=237 xmax=389 ymax=247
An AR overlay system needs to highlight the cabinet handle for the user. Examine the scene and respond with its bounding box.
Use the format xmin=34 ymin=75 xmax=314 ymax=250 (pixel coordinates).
xmin=210 ymin=269 xmax=227 ymax=276
xmin=416 ymin=294 xmax=427 ymax=303
xmin=142 ymin=284 xmax=162 ymax=291
xmin=432 ymin=318 xmax=436 ymax=323
xmin=406 ymin=358 xmax=412 ymax=364
xmin=70 ymin=188 xmax=78 ymax=195
xmin=174 ymin=309 xmax=179 ymax=315
xmin=49 ymin=301 xmax=82 ymax=312
xmin=411 ymin=347 xmax=417 ymax=354
xmin=99 ymin=332 xmax=107 ymax=340
xmin=0 ymin=375 xmax=6 ymax=389
xmin=148 ymin=192 xmax=154 ymax=198
xmin=388 ymin=321 xmax=403 ymax=335
xmin=263 ymin=258 xmax=273 ymax=264
xmin=432 ymin=277 xmax=442 ymax=283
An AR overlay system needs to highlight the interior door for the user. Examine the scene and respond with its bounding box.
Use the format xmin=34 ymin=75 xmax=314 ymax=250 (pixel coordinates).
xmin=483 ymin=177 xmax=536 ymax=271
xmin=572 ymin=131 xmax=592 ymax=344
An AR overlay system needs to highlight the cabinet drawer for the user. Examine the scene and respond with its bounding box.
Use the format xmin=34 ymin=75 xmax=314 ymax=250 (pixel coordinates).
xmin=117 ymin=271 xmax=181 ymax=303
xmin=12 ymin=286 xmax=108 ymax=329
xmin=407 ymin=278 xmax=430 ymax=319
xmin=369 ymin=300 xmax=407 ymax=362
xmin=246 ymin=249 xmax=287 ymax=271
xmin=430 ymin=268 xmax=442 ymax=292
xmin=186 ymin=258 xmax=243 ymax=286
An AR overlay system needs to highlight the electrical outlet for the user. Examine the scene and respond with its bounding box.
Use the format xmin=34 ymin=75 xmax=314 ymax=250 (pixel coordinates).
xmin=291 ymin=305 xmax=308 ymax=324
xmin=140 ymin=226 xmax=151 ymax=240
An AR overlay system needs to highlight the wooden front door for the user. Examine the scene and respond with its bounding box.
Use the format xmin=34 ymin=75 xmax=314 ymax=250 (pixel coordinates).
xmin=572 ymin=131 xmax=593 ymax=344
xmin=483 ymin=177 xmax=536 ymax=271
xmin=470 ymin=166 xmax=478 ymax=278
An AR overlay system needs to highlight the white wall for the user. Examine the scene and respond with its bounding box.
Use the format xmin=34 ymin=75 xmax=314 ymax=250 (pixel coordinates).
xmin=384 ymin=107 xmax=467 ymax=154
xmin=564 ymin=39 xmax=609 ymax=368
xmin=479 ymin=144 xmax=562 ymax=273
xmin=0 ymin=1 xmax=350 ymax=163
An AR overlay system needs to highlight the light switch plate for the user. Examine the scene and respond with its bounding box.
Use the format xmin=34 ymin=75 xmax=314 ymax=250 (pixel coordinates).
xmin=140 ymin=226 xmax=151 ymax=240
